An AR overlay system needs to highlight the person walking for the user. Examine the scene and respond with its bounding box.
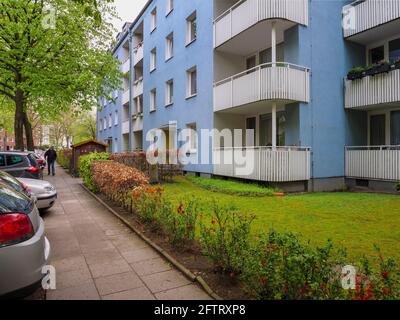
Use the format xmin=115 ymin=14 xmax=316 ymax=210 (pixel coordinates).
xmin=44 ymin=146 xmax=57 ymax=176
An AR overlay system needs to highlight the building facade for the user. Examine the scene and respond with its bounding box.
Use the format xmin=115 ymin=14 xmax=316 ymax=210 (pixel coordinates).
xmin=97 ymin=0 xmax=400 ymax=192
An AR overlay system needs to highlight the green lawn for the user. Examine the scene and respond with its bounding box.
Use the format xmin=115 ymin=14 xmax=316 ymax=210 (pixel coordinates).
xmin=163 ymin=177 xmax=400 ymax=262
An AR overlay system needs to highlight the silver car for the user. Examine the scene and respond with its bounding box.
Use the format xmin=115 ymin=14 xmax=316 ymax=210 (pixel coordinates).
xmin=17 ymin=178 xmax=57 ymax=211
xmin=0 ymin=182 xmax=51 ymax=298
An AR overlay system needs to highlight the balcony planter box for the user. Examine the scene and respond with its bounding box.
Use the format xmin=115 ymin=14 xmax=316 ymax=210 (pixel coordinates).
xmin=370 ymin=62 xmax=390 ymax=76
xmin=347 ymin=71 xmax=364 ymax=81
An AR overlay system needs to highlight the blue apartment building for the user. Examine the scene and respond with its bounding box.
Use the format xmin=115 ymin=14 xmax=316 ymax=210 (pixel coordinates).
xmin=97 ymin=0 xmax=400 ymax=192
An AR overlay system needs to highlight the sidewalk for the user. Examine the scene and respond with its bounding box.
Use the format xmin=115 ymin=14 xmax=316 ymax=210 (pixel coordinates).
xmin=43 ymin=165 xmax=210 ymax=300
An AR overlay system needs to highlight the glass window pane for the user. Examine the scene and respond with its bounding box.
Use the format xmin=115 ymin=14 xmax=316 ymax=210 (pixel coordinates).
xmin=369 ymin=46 xmax=384 ymax=64
xmin=0 ymin=155 xmax=5 ymax=167
xmin=370 ymin=114 xmax=386 ymax=146
xmin=389 ymin=38 xmax=400 ymax=62
xmin=391 ymin=111 xmax=400 ymax=145
xmin=6 ymin=155 xmax=24 ymax=165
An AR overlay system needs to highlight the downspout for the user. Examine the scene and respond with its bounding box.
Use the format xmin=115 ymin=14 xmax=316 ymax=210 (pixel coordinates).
xmin=128 ymin=30 xmax=134 ymax=152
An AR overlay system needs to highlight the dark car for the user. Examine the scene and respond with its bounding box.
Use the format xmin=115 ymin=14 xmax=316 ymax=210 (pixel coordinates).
xmin=0 ymin=152 xmax=43 ymax=180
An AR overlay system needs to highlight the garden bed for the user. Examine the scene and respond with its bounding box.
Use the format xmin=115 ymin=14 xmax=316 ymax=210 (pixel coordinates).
xmin=92 ymin=191 xmax=249 ymax=300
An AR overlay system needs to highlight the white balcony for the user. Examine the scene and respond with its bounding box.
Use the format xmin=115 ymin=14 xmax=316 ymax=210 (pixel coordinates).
xmin=133 ymin=78 xmax=143 ymax=98
xmin=133 ymin=115 xmax=143 ymax=132
xmin=214 ymin=0 xmax=308 ymax=48
xmin=122 ymin=120 xmax=130 ymax=135
xmin=121 ymin=58 xmax=130 ymax=75
xmin=133 ymin=43 xmax=143 ymax=66
xmin=213 ymin=146 xmax=311 ymax=182
xmin=345 ymin=146 xmax=400 ymax=181
xmin=214 ymin=63 xmax=310 ymax=112
xmin=343 ymin=0 xmax=400 ymax=40
xmin=344 ymin=68 xmax=400 ymax=109
xmin=122 ymin=90 xmax=130 ymax=106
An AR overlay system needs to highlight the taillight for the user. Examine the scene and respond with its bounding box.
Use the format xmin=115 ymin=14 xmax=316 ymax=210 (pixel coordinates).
xmin=0 ymin=214 xmax=34 ymax=247
xmin=26 ymin=166 xmax=39 ymax=173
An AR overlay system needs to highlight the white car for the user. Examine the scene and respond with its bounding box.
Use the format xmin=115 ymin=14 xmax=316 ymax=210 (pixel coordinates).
xmin=17 ymin=178 xmax=57 ymax=211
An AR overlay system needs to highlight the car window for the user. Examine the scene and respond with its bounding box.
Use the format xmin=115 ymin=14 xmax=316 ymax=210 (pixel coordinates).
xmin=0 ymin=155 xmax=5 ymax=167
xmin=0 ymin=171 xmax=25 ymax=193
xmin=0 ymin=182 xmax=33 ymax=214
xmin=6 ymin=154 xmax=25 ymax=166
xmin=27 ymin=154 xmax=38 ymax=167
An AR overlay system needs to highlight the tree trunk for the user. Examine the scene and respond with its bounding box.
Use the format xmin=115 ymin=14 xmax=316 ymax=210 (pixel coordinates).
xmin=14 ymin=90 xmax=25 ymax=150
xmin=23 ymin=112 xmax=35 ymax=151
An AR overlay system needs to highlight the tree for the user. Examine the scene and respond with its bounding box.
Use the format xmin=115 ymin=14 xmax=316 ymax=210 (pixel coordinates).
xmin=0 ymin=0 xmax=121 ymax=150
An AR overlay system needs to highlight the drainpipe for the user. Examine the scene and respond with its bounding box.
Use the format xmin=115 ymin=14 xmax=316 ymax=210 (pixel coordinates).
xmin=128 ymin=30 xmax=134 ymax=152
xmin=271 ymin=20 xmax=277 ymax=149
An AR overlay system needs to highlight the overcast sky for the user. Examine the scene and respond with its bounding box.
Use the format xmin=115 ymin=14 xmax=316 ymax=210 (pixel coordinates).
xmin=111 ymin=0 xmax=148 ymax=34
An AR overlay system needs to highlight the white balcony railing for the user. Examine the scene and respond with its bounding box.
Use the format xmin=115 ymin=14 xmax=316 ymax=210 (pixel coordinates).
xmin=213 ymin=146 xmax=311 ymax=182
xmin=345 ymin=146 xmax=400 ymax=181
xmin=122 ymin=120 xmax=130 ymax=135
xmin=345 ymin=69 xmax=400 ymax=109
xmin=133 ymin=43 xmax=143 ymax=66
xmin=214 ymin=62 xmax=310 ymax=112
xmin=214 ymin=0 xmax=309 ymax=47
xmin=122 ymin=90 xmax=130 ymax=105
xmin=133 ymin=78 xmax=143 ymax=98
xmin=121 ymin=58 xmax=130 ymax=75
xmin=343 ymin=0 xmax=400 ymax=38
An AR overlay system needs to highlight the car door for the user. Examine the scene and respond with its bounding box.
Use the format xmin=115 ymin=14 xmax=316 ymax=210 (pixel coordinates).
xmin=4 ymin=154 xmax=28 ymax=178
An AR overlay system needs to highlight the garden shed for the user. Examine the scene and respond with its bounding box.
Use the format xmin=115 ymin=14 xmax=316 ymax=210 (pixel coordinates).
xmin=71 ymin=139 xmax=108 ymax=173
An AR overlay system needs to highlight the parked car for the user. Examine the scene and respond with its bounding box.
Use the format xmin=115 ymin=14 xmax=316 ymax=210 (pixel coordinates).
xmin=0 ymin=151 xmax=43 ymax=180
xmin=0 ymin=170 xmax=32 ymax=198
xmin=0 ymin=181 xmax=51 ymax=298
xmin=17 ymin=178 xmax=57 ymax=211
xmin=32 ymin=153 xmax=46 ymax=171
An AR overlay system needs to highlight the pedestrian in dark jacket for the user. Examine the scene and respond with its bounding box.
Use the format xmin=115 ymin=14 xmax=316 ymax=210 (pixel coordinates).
xmin=44 ymin=146 xmax=57 ymax=176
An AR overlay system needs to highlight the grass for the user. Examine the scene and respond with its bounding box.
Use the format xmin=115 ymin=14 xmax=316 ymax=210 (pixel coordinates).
xmin=163 ymin=176 xmax=400 ymax=262
xmin=186 ymin=176 xmax=279 ymax=197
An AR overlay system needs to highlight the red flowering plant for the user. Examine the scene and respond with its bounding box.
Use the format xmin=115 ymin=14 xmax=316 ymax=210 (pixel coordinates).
xmin=199 ymin=200 xmax=255 ymax=275
xmin=241 ymin=230 xmax=348 ymax=300
xmin=349 ymin=246 xmax=400 ymax=300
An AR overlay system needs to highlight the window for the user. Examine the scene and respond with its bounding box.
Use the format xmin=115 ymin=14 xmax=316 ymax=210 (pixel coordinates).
xmin=369 ymin=46 xmax=384 ymax=65
xmin=370 ymin=114 xmax=386 ymax=146
xmin=0 ymin=155 xmax=5 ymax=167
xmin=150 ymin=8 xmax=157 ymax=32
xmin=6 ymin=155 xmax=24 ymax=166
xmin=186 ymin=67 xmax=197 ymax=98
xmin=114 ymin=110 xmax=118 ymax=126
xmin=109 ymin=114 xmax=112 ymax=128
xmin=166 ymin=0 xmax=173 ymax=15
xmin=246 ymin=117 xmax=256 ymax=146
xmin=389 ymin=38 xmax=400 ymax=63
xmin=165 ymin=33 xmax=174 ymax=60
xmin=103 ymin=118 xmax=107 ymax=130
xmin=165 ymin=79 xmax=174 ymax=106
xmin=186 ymin=123 xmax=197 ymax=151
xmin=99 ymin=122 xmax=102 ymax=132
xmin=150 ymin=89 xmax=157 ymax=112
xmin=150 ymin=48 xmax=157 ymax=72
xmin=186 ymin=11 xmax=197 ymax=45
xmin=391 ymin=111 xmax=400 ymax=145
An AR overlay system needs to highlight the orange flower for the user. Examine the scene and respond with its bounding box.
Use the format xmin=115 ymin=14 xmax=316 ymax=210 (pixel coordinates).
xmin=146 ymin=187 xmax=155 ymax=193
xmin=177 ymin=203 xmax=184 ymax=215
xmin=133 ymin=191 xmax=140 ymax=201
xmin=211 ymin=218 xmax=216 ymax=225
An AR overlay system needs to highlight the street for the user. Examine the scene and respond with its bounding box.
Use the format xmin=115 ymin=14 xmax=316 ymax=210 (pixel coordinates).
xmin=40 ymin=165 xmax=210 ymax=300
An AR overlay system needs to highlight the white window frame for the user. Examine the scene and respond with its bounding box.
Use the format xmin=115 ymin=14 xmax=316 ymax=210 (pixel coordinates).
xmin=150 ymin=48 xmax=157 ymax=72
xmin=150 ymin=8 xmax=157 ymax=32
xmin=165 ymin=79 xmax=174 ymax=106
xmin=186 ymin=66 xmax=197 ymax=98
xmin=108 ymin=114 xmax=112 ymax=128
xmin=166 ymin=0 xmax=173 ymax=15
xmin=150 ymin=89 xmax=157 ymax=112
xmin=114 ymin=110 xmax=118 ymax=126
xmin=186 ymin=123 xmax=198 ymax=153
xmin=186 ymin=11 xmax=197 ymax=45
xmin=165 ymin=32 xmax=174 ymax=61
xmin=103 ymin=118 xmax=107 ymax=130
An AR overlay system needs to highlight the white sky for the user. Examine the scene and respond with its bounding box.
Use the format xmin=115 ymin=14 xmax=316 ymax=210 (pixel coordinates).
xmin=111 ymin=0 xmax=148 ymax=34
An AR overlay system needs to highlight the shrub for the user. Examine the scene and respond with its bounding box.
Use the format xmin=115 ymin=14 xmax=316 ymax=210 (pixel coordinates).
xmin=80 ymin=152 xmax=110 ymax=191
xmin=57 ymin=149 xmax=72 ymax=170
xmin=396 ymin=182 xmax=400 ymax=192
xmin=91 ymin=160 xmax=149 ymax=200
xmin=199 ymin=201 xmax=255 ymax=274
xmin=241 ymin=230 xmax=348 ymax=300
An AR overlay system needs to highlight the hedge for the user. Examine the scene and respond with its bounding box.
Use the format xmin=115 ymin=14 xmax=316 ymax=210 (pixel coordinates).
xmin=79 ymin=152 xmax=110 ymax=191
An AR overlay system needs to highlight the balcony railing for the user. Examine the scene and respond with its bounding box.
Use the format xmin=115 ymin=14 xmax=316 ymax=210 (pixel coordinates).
xmin=121 ymin=58 xmax=130 ymax=75
xmin=345 ymin=146 xmax=400 ymax=181
xmin=214 ymin=62 xmax=310 ymax=112
xmin=133 ymin=78 xmax=143 ymax=98
xmin=214 ymin=0 xmax=308 ymax=47
xmin=122 ymin=90 xmax=130 ymax=106
xmin=122 ymin=120 xmax=130 ymax=135
xmin=344 ymin=68 xmax=400 ymax=109
xmin=133 ymin=42 xmax=143 ymax=66
xmin=343 ymin=0 xmax=400 ymax=38
xmin=213 ymin=146 xmax=311 ymax=182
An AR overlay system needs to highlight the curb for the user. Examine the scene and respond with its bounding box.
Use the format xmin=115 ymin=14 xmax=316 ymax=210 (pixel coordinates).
xmin=80 ymin=183 xmax=222 ymax=301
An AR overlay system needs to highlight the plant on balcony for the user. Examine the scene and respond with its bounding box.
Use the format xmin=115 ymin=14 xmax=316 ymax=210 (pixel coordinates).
xmin=347 ymin=61 xmax=392 ymax=80
xmin=347 ymin=66 xmax=367 ymax=80
xmin=369 ymin=61 xmax=391 ymax=76
xmin=391 ymin=58 xmax=400 ymax=70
